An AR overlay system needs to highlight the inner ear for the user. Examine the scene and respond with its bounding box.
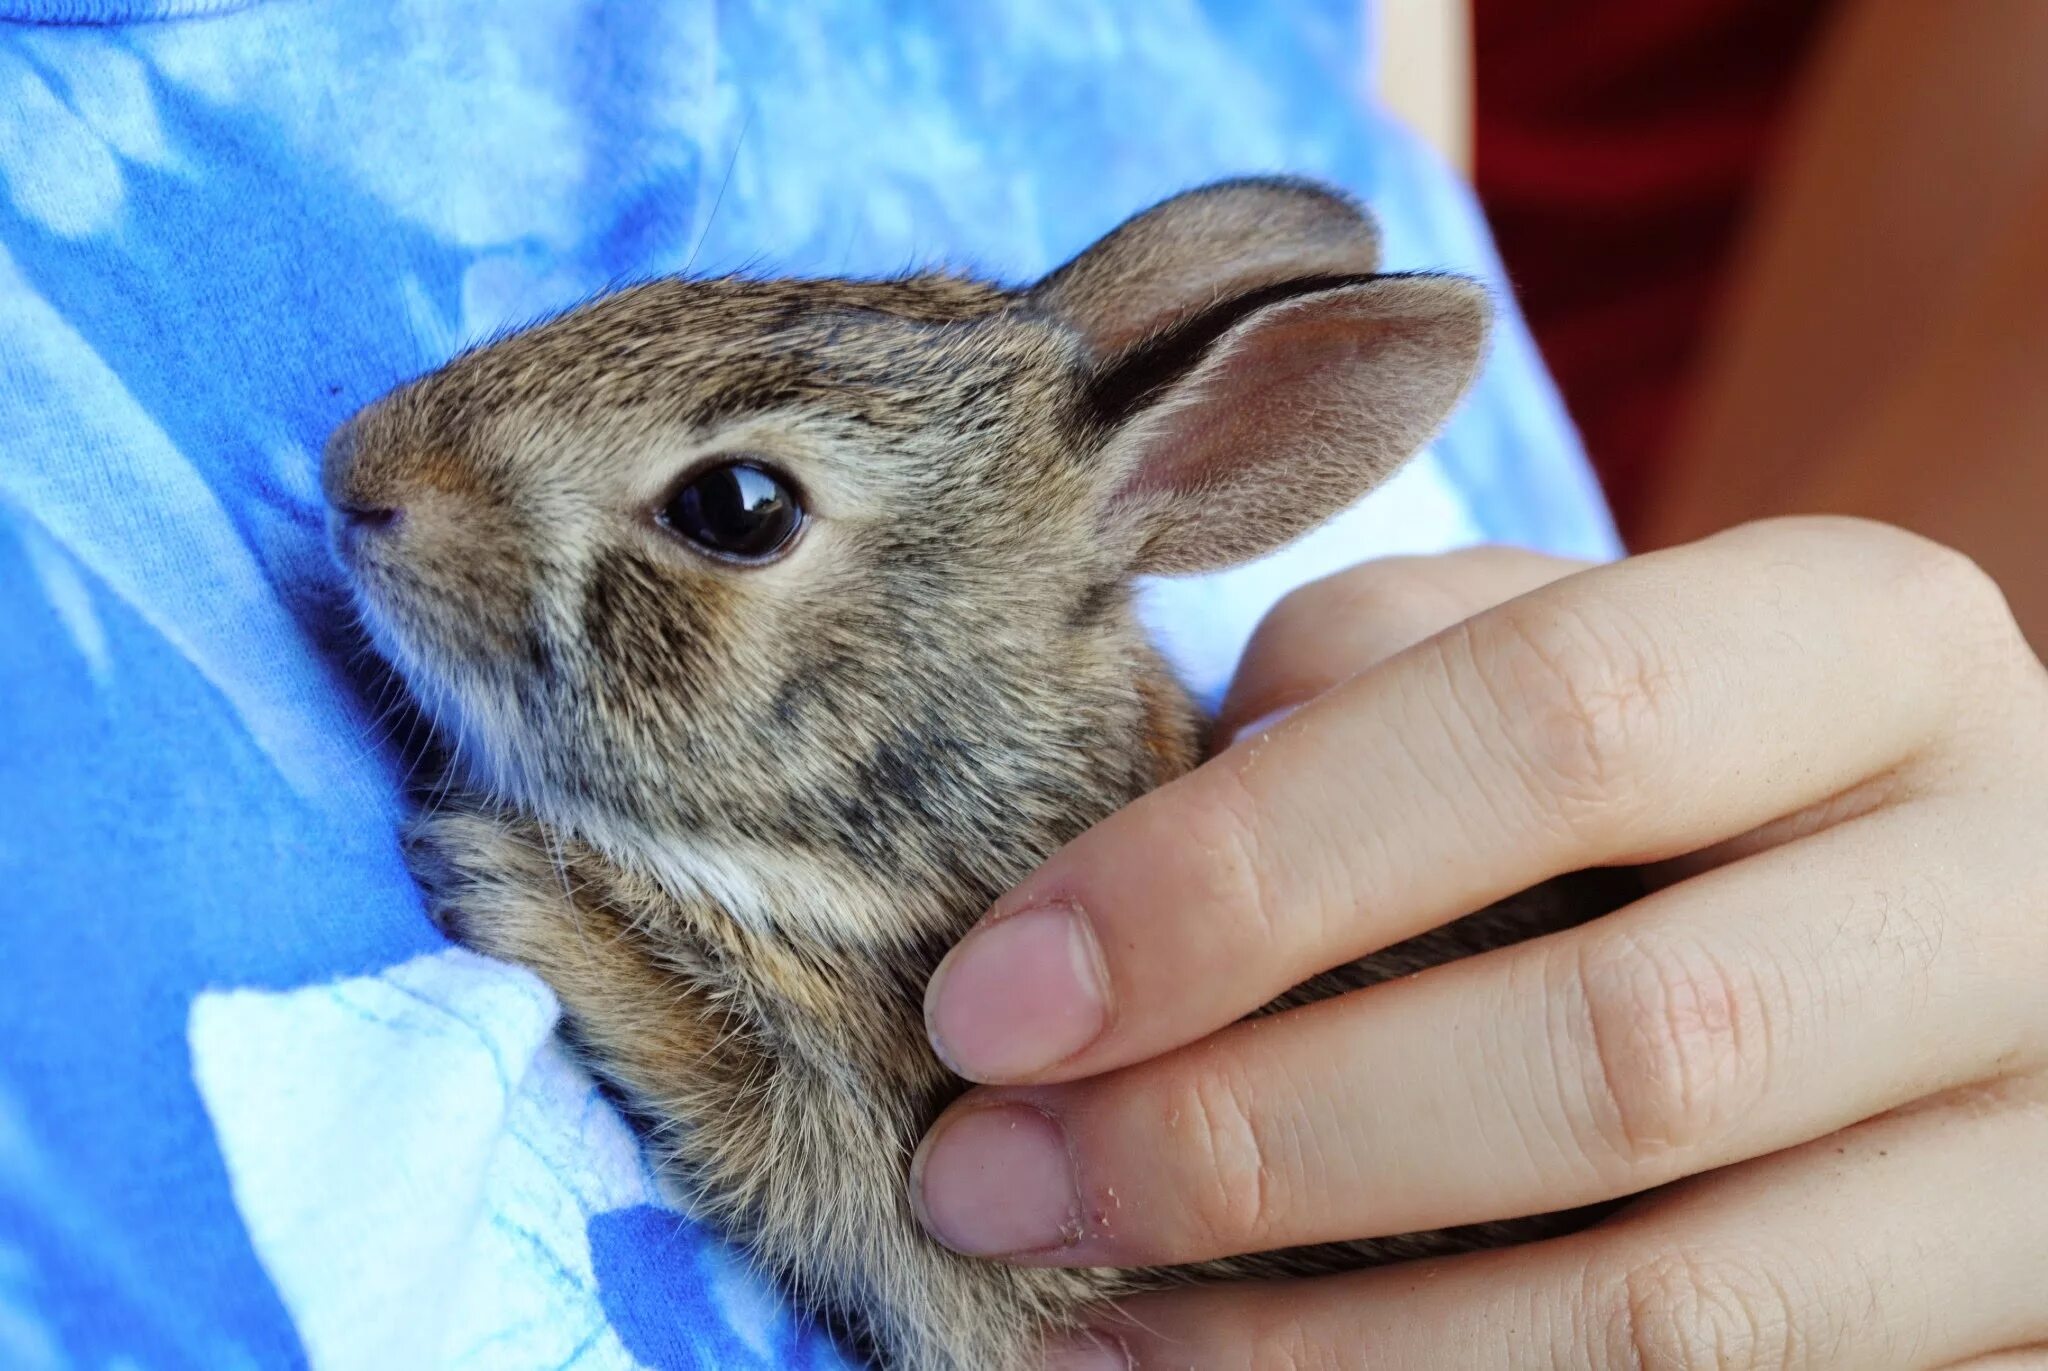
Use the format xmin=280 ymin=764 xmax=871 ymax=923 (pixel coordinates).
xmin=1078 ymin=273 xmax=1365 ymax=433
xmin=1029 ymin=177 xmax=1382 ymax=360
xmin=1089 ymin=274 xmax=1492 ymax=576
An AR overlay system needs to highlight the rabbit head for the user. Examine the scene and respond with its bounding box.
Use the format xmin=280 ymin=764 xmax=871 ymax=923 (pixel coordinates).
xmin=323 ymin=177 xmax=1489 ymax=943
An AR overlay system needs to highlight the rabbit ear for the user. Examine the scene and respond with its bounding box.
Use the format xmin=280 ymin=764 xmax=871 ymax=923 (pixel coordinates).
xmin=1029 ymin=177 xmax=1384 ymax=359
xmin=1078 ymin=272 xmax=1490 ymax=576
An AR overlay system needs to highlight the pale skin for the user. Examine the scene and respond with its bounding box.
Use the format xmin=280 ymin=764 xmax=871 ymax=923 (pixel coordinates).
xmin=912 ymin=520 xmax=2048 ymax=1368
xmin=905 ymin=3 xmax=2048 ymax=1361
xmin=1379 ymin=0 xmax=2048 ymax=653
xmin=1639 ymin=1 xmax=2048 ymax=654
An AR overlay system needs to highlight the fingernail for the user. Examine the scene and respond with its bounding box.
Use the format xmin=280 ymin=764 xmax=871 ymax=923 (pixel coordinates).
xmin=1224 ymin=703 xmax=1300 ymax=750
xmin=912 ymin=1103 xmax=1082 ymax=1257
xmin=925 ymin=900 xmax=1110 ymax=1081
xmin=1042 ymin=1330 xmax=1131 ymax=1370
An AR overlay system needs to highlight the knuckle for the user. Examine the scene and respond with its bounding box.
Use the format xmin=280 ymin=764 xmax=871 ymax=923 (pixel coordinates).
xmin=1162 ymin=1058 xmax=1278 ymax=1252
xmin=1558 ymin=930 xmax=1775 ymax=1171
xmin=1266 ymin=564 xmax=1384 ymax=630
xmin=1854 ymin=869 xmax=1954 ymax=993
xmin=1807 ymin=518 xmax=2024 ymax=660
xmin=1878 ymin=527 xmax=2019 ymax=651
xmin=1593 ymin=1248 xmax=1816 ymax=1371
xmin=1190 ymin=760 xmax=1295 ymax=949
xmin=1823 ymin=521 xmax=2043 ymax=750
xmin=1458 ymin=598 xmax=1679 ymax=834
xmin=1268 ymin=556 xmax=1449 ymax=648
xmin=1745 ymin=516 xmax=2044 ymax=761
xmin=1311 ymin=553 xmax=1443 ymax=609
xmin=1243 ymin=1323 xmax=1336 ymax=1371
xmin=1251 ymin=580 xmax=1339 ymax=659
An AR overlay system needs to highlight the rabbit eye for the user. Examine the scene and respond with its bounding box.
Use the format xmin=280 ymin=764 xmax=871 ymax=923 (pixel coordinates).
xmin=656 ymin=460 xmax=803 ymax=563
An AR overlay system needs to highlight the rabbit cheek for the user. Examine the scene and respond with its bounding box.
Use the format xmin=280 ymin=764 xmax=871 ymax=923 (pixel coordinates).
xmin=576 ymin=548 xmax=728 ymax=709
xmin=558 ymin=546 xmax=757 ymax=805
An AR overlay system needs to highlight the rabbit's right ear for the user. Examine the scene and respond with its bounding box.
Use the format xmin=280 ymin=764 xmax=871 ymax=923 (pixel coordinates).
xmin=1029 ymin=177 xmax=1383 ymax=358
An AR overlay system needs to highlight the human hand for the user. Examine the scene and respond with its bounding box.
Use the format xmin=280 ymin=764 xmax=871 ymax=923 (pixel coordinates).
xmin=913 ymin=518 xmax=2048 ymax=1368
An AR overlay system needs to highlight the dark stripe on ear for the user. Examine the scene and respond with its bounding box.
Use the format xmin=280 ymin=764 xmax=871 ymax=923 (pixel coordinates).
xmin=1078 ymin=272 xmax=1382 ymax=430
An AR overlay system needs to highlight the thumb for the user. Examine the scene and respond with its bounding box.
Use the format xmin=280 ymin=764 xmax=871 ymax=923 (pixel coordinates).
xmin=1215 ymin=546 xmax=1592 ymax=751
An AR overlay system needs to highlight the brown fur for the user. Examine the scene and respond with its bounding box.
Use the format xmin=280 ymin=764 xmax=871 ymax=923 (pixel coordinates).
xmin=326 ymin=178 xmax=1631 ymax=1369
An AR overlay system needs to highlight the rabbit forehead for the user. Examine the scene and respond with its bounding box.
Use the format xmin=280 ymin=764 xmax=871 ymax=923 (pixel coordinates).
xmin=418 ymin=281 xmax=1084 ymax=512
xmin=425 ymin=273 xmax=1047 ymax=422
xmin=472 ymin=398 xmax=987 ymax=516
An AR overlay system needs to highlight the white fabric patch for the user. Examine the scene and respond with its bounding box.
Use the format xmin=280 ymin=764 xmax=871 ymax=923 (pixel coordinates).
xmin=188 ymin=949 xmax=660 ymax=1371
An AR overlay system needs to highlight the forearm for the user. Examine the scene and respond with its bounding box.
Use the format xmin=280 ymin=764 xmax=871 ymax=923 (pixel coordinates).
xmin=1757 ymin=177 xmax=2048 ymax=649
xmin=1638 ymin=0 xmax=2048 ymax=645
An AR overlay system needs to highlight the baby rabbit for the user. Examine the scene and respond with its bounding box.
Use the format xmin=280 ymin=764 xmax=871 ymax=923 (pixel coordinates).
xmin=325 ymin=178 xmax=1620 ymax=1369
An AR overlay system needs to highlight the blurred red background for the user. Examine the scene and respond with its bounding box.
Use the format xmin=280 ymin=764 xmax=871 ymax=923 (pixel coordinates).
xmin=1472 ymin=0 xmax=1831 ymax=536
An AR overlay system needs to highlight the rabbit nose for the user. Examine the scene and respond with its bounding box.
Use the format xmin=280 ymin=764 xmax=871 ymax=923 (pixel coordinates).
xmin=322 ymin=416 xmax=403 ymax=527
xmin=335 ymin=500 xmax=402 ymax=531
xmin=321 ymin=418 xmax=410 ymax=554
xmin=329 ymin=500 xmax=405 ymax=569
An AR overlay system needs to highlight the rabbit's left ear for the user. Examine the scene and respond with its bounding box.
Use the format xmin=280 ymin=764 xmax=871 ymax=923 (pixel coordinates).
xmin=1029 ymin=176 xmax=1383 ymax=357
xmin=1029 ymin=179 xmax=1489 ymax=576
xmin=1077 ymin=272 xmax=1490 ymax=576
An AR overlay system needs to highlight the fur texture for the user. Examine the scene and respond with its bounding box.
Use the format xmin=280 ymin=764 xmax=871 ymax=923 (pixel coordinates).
xmin=326 ymin=178 xmax=1630 ymax=1369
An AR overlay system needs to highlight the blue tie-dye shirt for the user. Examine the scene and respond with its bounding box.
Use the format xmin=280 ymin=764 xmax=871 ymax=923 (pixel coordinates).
xmin=0 ymin=3 xmax=1615 ymax=1367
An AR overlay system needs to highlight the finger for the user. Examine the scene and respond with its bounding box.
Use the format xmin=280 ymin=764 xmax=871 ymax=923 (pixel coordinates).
xmin=913 ymin=800 xmax=2045 ymax=1264
xmin=1649 ymin=627 xmax=2045 ymax=891
xmin=1638 ymin=767 xmax=1909 ymax=891
xmin=1940 ymin=1351 xmax=2048 ymax=1370
xmin=926 ymin=518 xmax=2023 ymax=1086
xmin=1085 ymin=1076 xmax=2048 ymax=1370
xmin=1215 ymin=546 xmax=1590 ymax=744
